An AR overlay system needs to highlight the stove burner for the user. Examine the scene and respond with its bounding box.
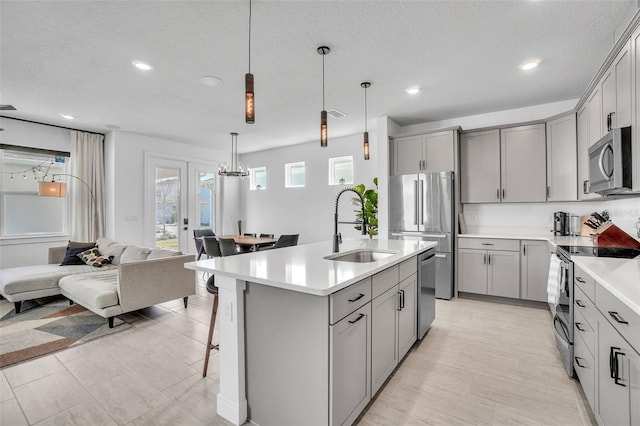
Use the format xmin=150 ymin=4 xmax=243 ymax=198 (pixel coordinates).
xmin=557 ymin=245 xmax=640 ymax=259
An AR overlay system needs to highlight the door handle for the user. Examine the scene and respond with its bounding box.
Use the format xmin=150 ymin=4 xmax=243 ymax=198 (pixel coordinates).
xmin=414 ymin=180 xmax=419 ymax=225
xmin=397 ymin=291 xmax=402 ymax=311
xmin=496 ymin=188 xmax=500 ymax=200
xmin=419 ymin=180 xmax=424 ymax=225
xmin=483 ymin=253 xmax=487 ymax=264
xmin=400 ymin=290 xmax=405 ymax=309
xmin=502 ymin=189 xmax=505 ymax=200
xmin=487 ymin=254 xmax=491 ymax=265
xmin=613 ymin=349 xmax=626 ymax=387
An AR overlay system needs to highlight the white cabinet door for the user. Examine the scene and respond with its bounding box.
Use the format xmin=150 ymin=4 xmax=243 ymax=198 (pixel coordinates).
xmin=546 ymin=114 xmax=577 ymax=201
xmin=597 ymin=316 xmax=631 ymax=426
xmin=588 ymin=87 xmax=603 ymax=144
xmin=458 ymin=248 xmax=488 ymax=294
xmin=370 ymin=286 xmax=398 ymax=396
xmin=330 ymin=304 xmax=371 ymax=426
xmin=394 ymin=135 xmax=423 ymax=175
xmin=397 ymin=274 xmax=417 ymax=360
xmin=634 ymin=25 xmax=640 ymax=191
xmin=424 ymin=131 xmax=455 ymax=172
xmin=500 ymin=124 xmax=547 ymax=202
xmin=488 ymin=250 xmax=520 ymax=299
xmin=601 ymin=66 xmax=616 ymax=132
xmin=573 ymin=331 xmax=596 ymax=412
xmin=520 ymin=240 xmax=551 ymax=302
xmin=614 ymin=40 xmax=632 ymax=128
xmin=460 ymin=130 xmax=501 ymax=203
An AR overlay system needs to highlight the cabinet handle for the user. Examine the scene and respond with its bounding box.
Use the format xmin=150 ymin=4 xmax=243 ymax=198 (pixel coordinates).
xmin=348 ymin=293 xmax=365 ymax=303
xmin=583 ymin=180 xmax=590 ymax=194
xmin=502 ymin=189 xmax=505 ymax=199
xmin=607 ymin=112 xmax=613 ymax=132
xmin=613 ymin=349 xmax=626 ymax=387
xmin=608 ymin=311 xmax=629 ymax=324
xmin=400 ymin=290 xmax=405 ymax=309
xmin=523 ymin=245 xmax=526 ymax=256
xmin=483 ymin=253 xmax=487 ymax=264
xmin=546 ymin=186 xmax=550 ymax=198
xmin=609 ymin=346 xmax=616 ymax=379
xmin=348 ymin=313 xmax=365 ymax=324
xmin=574 ymin=356 xmax=586 ymax=368
xmin=497 ymin=188 xmax=500 ymax=200
xmin=575 ymin=277 xmax=585 ymax=284
xmin=575 ymin=300 xmax=586 ymax=308
xmin=488 ymin=254 xmax=491 ymax=265
xmin=575 ymin=322 xmax=586 ymax=332
xmin=397 ymin=292 xmax=402 ymax=311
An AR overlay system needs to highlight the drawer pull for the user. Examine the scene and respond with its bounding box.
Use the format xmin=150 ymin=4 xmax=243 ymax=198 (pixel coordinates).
xmin=575 ymin=322 xmax=586 ymax=332
xmin=348 ymin=293 xmax=365 ymax=303
xmin=481 ymin=243 xmax=494 ymax=246
xmin=574 ymin=356 xmax=586 ymax=368
xmin=348 ymin=313 xmax=365 ymax=324
xmin=613 ymin=349 xmax=626 ymax=387
xmin=575 ymin=277 xmax=585 ymax=283
xmin=608 ymin=311 xmax=629 ymax=324
xmin=575 ymin=300 xmax=586 ymax=308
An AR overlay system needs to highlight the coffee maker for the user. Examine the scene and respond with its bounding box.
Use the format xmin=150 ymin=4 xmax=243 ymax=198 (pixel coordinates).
xmin=553 ymin=212 xmax=570 ymax=236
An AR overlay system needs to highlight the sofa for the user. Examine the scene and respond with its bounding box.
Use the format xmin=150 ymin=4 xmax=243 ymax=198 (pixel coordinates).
xmin=0 ymin=237 xmax=196 ymax=327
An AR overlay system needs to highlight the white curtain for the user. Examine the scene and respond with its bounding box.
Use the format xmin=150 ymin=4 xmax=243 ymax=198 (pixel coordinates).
xmin=70 ymin=131 xmax=105 ymax=241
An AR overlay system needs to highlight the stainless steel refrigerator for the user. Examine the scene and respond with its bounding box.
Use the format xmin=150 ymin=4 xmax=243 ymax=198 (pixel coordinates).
xmin=389 ymin=171 xmax=455 ymax=300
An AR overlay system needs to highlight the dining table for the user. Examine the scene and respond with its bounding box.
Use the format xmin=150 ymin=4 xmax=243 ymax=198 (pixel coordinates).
xmin=221 ymin=235 xmax=278 ymax=252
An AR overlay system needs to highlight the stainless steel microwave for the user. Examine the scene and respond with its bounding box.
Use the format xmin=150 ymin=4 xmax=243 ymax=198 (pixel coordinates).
xmin=588 ymin=126 xmax=632 ymax=195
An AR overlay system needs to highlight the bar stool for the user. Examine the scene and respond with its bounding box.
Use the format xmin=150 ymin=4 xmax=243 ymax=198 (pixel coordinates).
xmin=201 ymin=236 xmax=222 ymax=377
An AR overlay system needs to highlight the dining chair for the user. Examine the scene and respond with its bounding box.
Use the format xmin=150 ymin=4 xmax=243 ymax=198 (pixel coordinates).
xmin=243 ymin=233 xmax=257 ymax=237
xmin=259 ymin=233 xmax=274 ymax=238
xmin=219 ymin=237 xmax=239 ymax=256
xmin=260 ymin=234 xmax=299 ymax=250
xmin=257 ymin=233 xmax=276 ymax=249
xmin=238 ymin=233 xmax=257 ymax=253
xmin=193 ymin=229 xmax=216 ymax=260
xmin=201 ymin=236 xmax=222 ymax=258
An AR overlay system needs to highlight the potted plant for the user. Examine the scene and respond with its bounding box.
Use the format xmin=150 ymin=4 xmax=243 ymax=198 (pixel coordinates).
xmin=352 ymin=177 xmax=378 ymax=238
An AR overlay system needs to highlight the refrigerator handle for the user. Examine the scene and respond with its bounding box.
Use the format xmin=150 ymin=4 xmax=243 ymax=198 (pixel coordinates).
xmin=414 ymin=180 xmax=418 ymax=225
xmin=419 ymin=179 xmax=424 ymax=225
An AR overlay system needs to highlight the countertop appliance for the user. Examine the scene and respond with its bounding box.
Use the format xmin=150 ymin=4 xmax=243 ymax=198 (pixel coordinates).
xmin=389 ymin=171 xmax=455 ymax=300
xmin=417 ymin=248 xmax=436 ymax=339
xmin=553 ymin=212 xmax=570 ymax=236
xmin=588 ymin=126 xmax=632 ymax=195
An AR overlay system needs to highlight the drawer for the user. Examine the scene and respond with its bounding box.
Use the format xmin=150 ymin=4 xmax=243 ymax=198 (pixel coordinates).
xmin=574 ymin=305 xmax=595 ymax=358
xmin=330 ymin=277 xmax=371 ymax=324
xmin=596 ymin=282 xmax=640 ymax=350
xmin=457 ymin=238 xmax=519 ymax=251
xmin=399 ymin=257 xmax=417 ymax=282
xmin=573 ymin=331 xmax=595 ymax=411
xmin=372 ymin=265 xmax=399 ymax=299
xmin=573 ymin=264 xmax=595 ymax=302
xmin=574 ymin=286 xmax=597 ymax=330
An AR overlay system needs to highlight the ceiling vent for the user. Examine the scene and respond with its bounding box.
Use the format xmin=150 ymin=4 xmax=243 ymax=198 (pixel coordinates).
xmin=327 ymin=109 xmax=346 ymax=118
xmin=0 ymin=105 xmax=17 ymax=111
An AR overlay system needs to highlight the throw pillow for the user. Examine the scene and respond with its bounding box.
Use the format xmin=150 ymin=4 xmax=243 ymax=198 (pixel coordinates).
xmin=61 ymin=246 xmax=94 ymax=265
xmin=78 ymin=247 xmax=114 ymax=267
xmin=67 ymin=240 xmax=96 ymax=249
xmin=120 ymin=245 xmax=152 ymax=263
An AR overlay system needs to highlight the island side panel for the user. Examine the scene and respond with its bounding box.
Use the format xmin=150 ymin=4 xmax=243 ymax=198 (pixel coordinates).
xmin=244 ymin=281 xmax=330 ymax=426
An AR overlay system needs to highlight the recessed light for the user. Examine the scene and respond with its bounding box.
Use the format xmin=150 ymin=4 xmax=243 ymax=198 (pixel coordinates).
xmin=201 ymin=76 xmax=223 ymax=87
xmin=405 ymin=87 xmax=420 ymax=95
xmin=520 ymin=60 xmax=540 ymax=71
xmin=60 ymin=114 xmax=75 ymax=120
xmin=132 ymin=60 xmax=153 ymax=71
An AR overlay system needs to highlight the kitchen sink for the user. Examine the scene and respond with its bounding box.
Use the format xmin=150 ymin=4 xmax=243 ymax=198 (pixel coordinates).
xmin=324 ymin=249 xmax=395 ymax=263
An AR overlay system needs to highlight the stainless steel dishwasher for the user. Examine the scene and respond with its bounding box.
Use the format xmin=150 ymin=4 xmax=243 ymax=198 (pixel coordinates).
xmin=418 ymin=248 xmax=436 ymax=339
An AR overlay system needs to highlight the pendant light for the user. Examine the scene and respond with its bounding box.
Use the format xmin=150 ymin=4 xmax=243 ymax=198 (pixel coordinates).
xmin=245 ymin=0 xmax=254 ymax=124
xmin=361 ymin=81 xmax=371 ymax=160
xmin=218 ymin=132 xmax=249 ymax=177
xmin=317 ymin=46 xmax=330 ymax=147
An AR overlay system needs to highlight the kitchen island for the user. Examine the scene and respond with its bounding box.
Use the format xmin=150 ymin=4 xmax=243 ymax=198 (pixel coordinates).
xmin=184 ymin=238 xmax=435 ymax=426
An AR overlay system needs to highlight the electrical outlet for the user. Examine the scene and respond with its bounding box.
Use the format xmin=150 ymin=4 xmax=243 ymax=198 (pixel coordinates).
xmin=470 ymin=215 xmax=477 ymax=224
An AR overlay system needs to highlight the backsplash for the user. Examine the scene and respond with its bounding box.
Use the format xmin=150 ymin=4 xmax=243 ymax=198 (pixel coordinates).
xmin=462 ymin=197 xmax=640 ymax=238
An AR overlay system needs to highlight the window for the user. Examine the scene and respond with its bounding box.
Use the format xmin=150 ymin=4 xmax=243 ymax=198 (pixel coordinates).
xmin=285 ymin=162 xmax=305 ymax=188
xmin=1 ymin=147 xmax=69 ymax=236
xmin=250 ymin=166 xmax=267 ymax=190
xmin=329 ymin=156 xmax=353 ymax=185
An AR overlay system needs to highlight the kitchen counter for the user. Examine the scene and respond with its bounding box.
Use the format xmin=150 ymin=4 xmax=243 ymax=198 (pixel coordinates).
xmin=460 ymin=231 xmax=596 ymax=248
xmin=185 ymin=238 xmax=435 ymax=296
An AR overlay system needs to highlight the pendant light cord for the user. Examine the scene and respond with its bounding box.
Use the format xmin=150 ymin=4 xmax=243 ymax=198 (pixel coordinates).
xmin=364 ymin=86 xmax=368 ymax=132
xmin=248 ymin=0 xmax=252 ymax=73
xmin=322 ymin=54 xmax=325 ymax=109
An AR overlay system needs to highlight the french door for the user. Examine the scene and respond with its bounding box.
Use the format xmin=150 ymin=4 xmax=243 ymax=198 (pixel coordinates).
xmin=145 ymin=155 xmax=217 ymax=254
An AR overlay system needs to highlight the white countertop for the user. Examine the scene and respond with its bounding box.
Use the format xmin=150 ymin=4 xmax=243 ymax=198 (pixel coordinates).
xmin=459 ymin=232 xmax=596 ymax=248
xmin=184 ymin=238 xmax=436 ymax=296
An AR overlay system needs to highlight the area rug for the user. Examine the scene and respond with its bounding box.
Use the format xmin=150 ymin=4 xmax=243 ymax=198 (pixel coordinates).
xmin=0 ymin=296 xmax=130 ymax=368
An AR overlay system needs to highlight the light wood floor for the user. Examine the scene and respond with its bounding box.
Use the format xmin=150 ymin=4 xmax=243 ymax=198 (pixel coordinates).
xmin=358 ymin=297 xmax=596 ymax=426
xmin=1 ymin=286 xmax=595 ymax=425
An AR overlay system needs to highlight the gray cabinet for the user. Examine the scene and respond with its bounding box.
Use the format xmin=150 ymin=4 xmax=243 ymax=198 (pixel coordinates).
xmin=546 ymin=114 xmax=577 ymax=201
xmin=457 ymin=238 xmax=520 ymax=298
xmin=633 ymin=24 xmax=640 ymax=191
xmin=393 ymin=130 xmax=457 ymax=175
xmin=577 ymin=104 xmax=600 ymax=199
xmin=499 ymin=124 xmax=547 ymax=202
xmin=520 ymin=240 xmax=551 ymax=302
xmin=601 ymin=39 xmax=632 ymax=130
xmin=330 ymin=304 xmax=372 ymax=426
xmin=588 ymin=86 xmax=603 ymax=144
xmin=371 ymin=269 xmax=417 ymax=396
xmin=460 ymin=129 xmax=501 ymax=203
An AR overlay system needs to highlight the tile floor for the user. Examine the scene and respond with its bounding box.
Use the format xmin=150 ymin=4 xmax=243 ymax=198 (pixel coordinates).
xmin=1 ymin=283 xmax=595 ymax=426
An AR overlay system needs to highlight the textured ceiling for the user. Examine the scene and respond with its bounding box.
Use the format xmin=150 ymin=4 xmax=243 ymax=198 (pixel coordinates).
xmin=0 ymin=0 xmax=634 ymax=154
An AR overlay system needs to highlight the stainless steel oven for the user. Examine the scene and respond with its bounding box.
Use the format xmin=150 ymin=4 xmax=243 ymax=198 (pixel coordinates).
xmin=550 ymin=246 xmax=574 ymax=378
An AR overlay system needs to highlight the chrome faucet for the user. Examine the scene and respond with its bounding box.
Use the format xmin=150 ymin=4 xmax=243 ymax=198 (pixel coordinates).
xmin=333 ymin=188 xmax=367 ymax=253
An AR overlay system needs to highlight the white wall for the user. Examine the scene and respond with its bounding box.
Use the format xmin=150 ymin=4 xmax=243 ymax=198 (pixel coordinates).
xmin=105 ymin=131 xmax=231 ymax=246
xmin=239 ymin=132 xmax=378 ymax=244
xmin=0 ymin=118 xmax=73 ymax=268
